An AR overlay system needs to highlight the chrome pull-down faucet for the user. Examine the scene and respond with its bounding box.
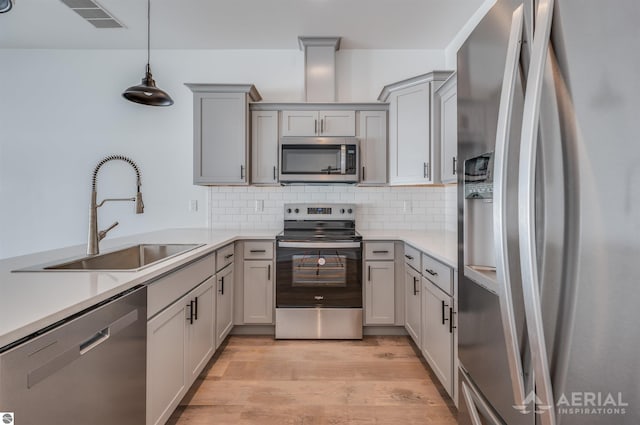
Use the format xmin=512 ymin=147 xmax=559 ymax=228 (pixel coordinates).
xmin=88 ymin=155 xmax=144 ymax=255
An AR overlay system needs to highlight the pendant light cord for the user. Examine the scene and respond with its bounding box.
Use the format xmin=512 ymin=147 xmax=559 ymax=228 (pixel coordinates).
xmin=147 ymin=0 xmax=151 ymax=69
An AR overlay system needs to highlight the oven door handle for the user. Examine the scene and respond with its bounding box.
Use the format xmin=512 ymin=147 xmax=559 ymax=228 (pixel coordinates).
xmin=277 ymin=241 xmax=361 ymax=249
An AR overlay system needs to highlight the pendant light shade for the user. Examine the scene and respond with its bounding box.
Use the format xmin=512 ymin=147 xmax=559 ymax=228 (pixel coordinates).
xmin=122 ymin=0 xmax=173 ymax=106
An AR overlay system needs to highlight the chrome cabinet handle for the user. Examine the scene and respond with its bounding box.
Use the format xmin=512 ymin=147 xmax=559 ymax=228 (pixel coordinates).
xmin=219 ymin=276 xmax=224 ymax=295
xmin=273 ymin=166 xmax=277 ymax=181
xmin=368 ymin=265 xmax=371 ymax=281
xmin=425 ymin=268 xmax=438 ymax=277
xmin=517 ymin=0 xmax=556 ymax=423
xmin=268 ymin=264 xmax=271 ymax=281
xmin=423 ymin=162 xmax=427 ymax=178
xmin=491 ymin=3 xmax=529 ymax=410
xmin=224 ymin=253 xmax=234 ymax=260
xmin=362 ymin=166 xmax=365 ymax=181
xmin=321 ymin=119 xmax=324 ymax=133
xmin=453 ymin=157 xmax=457 ymax=175
xmin=240 ymin=165 xmax=245 ymax=179
xmin=412 ymin=276 xmax=418 ymax=295
xmin=404 ymin=254 xmax=414 ymax=260
xmin=314 ymin=119 xmax=318 ymax=134
xmin=372 ymin=250 xmax=389 ymax=254
xmin=250 ymin=249 xmax=266 ymax=253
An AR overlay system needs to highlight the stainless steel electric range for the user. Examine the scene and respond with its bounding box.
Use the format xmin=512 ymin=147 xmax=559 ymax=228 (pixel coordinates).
xmin=275 ymin=203 xmax=363 ymax=339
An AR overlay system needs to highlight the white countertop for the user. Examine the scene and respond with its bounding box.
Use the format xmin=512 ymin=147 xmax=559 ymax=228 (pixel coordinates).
xmin=0 ymin=227 xmax=457 ymax=349
xmin=359 ymin=229 xmax=458 ymax=268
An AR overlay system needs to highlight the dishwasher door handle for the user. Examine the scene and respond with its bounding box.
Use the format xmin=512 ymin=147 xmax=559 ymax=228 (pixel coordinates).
xmin=79 ymin=328 xmax=110 ymax=355
xmin=26 ymin=308 xmax=139 ymax=389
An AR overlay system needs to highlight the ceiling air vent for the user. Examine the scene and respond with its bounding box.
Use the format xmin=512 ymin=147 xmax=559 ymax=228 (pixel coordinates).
xmin=60 ymin=0 xmax=124 ymax=29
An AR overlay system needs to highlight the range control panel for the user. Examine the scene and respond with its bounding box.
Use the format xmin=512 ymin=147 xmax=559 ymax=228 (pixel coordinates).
xmin=283 ymin=203 xmax=356 ymax=221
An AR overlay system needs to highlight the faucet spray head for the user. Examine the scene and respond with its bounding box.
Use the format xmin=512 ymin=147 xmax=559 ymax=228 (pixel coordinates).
xmin=135 ymin=192 xmax=144 ymax=214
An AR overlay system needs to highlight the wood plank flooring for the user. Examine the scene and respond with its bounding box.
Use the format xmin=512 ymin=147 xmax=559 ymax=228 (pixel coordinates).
xmin=167 ymin=335 xmax=458 ymax=425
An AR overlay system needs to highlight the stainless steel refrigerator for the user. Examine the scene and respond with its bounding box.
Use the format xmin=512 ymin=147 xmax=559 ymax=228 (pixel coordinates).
xmin=457 ymin=0 xmax=640 ymax=424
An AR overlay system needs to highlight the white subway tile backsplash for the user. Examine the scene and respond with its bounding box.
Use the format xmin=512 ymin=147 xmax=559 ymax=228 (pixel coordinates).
xmin=208 ymin=185 xmax=458 ymax=232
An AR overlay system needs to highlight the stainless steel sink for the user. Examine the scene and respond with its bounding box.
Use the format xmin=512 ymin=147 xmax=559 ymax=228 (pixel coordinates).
xmin=14 ymin=243 xmax=204 ymax=272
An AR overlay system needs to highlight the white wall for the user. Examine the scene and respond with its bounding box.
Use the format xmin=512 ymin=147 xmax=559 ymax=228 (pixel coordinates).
xmin=0 ymin=48 xmax=446 ymax=258
xmin=444 ymin=0 xmax=496 ymax=69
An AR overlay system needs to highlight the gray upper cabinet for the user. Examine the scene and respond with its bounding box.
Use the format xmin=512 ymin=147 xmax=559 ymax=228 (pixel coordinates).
xmin=378 ymin=71 xmax=453 ymax=186
xmin=358 ymin=110 xmax=387 ymax=185
xmin=281 ymin=110 xmax=355 ymax=136
xmin=186 ymin=84 xmax=261 ymax=185
xmin=437 ymin=74 xmax=457 ymax=184
xmin=251 ymin=110 xmax=279 ymax=185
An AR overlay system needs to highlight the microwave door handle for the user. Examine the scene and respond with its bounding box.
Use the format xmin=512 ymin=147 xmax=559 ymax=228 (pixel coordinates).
xmin=341 ymin=145 xmax=346 ymax=174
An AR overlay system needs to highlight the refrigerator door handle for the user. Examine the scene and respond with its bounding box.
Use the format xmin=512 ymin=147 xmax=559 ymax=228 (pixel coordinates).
xmin=491 ymin=3 xmax=528 ymax=408
xmin=461 ymin=374 xmax=505 ymax=425
xmin=517 ymin=0 xmax=556 ymax=424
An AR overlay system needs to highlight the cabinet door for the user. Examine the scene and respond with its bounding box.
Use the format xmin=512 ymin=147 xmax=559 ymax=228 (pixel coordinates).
xmin=421 ymin=277 xmax=454 ymax=397
xmin=147 ymin=299 xmax=187 ymax=425
xmin=243 ymin=260 xmax=274 ymax=324
xmin=319 ymin=110 xmax=356 ymax=136
xmin=186 ymin=277 xmax=216 ymax=383
xmin=251 ymin=111 xmax=279 ymax=184
xmin=404 ymin=265 xmax=422 ymax=346
xmin=358 ymin=110 xmax=387 ymax=185
xmin=281 ymin=110 xmax=319 ymax=136
xmin=365 ymin=261 xmax=395 ymax=325
xmin=389 ymin=83 xmax=432 ymax=185
xmin=194 ymin=92 xmax=248 ymax=184
xmin=216 ymin=264 xmax=234 ymax=348
xmin=439 ymin=80 xmax=457 ymax=183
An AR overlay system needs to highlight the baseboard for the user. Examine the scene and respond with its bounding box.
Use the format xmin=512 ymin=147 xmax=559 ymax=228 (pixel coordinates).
xmin=230 ymin=325 xmax=275 ymax=335
xmin=363 ymin=326 xmax=408 ymax=336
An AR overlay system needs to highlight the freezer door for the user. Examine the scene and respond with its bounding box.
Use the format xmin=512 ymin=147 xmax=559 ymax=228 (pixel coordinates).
xmin=526 ymin=1 xmax=640 ymax=424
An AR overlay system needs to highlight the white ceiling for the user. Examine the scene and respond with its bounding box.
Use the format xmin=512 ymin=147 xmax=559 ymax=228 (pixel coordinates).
xmin=0 ymin=0 xmax=485 ymax=50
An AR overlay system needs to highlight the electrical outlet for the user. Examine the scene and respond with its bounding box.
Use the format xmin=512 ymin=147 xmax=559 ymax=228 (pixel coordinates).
xmin=188 ymin=200 xmax=198 ymax=212
xmin=403 ymin=200 xmax=412 ymax=213
xmin=255 ymin=199 xmax=264 ymax=212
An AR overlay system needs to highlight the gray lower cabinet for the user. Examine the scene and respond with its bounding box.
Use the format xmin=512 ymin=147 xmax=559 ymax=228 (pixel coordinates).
xmin=215 ymin=264 xmax=234 ymax=348
xmin=147 ymin=295 xmax=188 ymax=425
xmin=421 ymin=277 xmax=454 ymax=398
xmin=243 ymin=259 xmax=274 ymax=324
xmin=147 ymin=271 xmax=216 ymax=425
xmin=364 ymin=260 xmax=395 ymax=324
xmin=404 ymin=264 xmax=422 ymax=346
xmin=186 ymin=84 xmax=261 ymax=185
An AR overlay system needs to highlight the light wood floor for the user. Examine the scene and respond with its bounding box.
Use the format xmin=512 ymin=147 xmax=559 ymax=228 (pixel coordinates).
xmin=167 ymin=335 xmax=458 ymax=425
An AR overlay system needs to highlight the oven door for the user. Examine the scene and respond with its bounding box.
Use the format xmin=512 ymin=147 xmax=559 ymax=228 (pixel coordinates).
xmin=276 ymin=241 xmax=362 ymax=308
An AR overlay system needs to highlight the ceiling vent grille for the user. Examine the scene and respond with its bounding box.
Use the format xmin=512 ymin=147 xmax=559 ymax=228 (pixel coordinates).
xmin=60 ymin=0 xmax=124 ymax=29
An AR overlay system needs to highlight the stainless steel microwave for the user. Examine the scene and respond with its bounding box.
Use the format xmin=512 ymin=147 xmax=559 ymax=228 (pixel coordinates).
xmin=279 ymin=137 xmax=359 ymax=183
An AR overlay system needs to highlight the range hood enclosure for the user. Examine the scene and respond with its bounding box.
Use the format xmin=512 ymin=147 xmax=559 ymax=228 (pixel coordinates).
xmin=298 ymin=36 xmax=341 ymax=102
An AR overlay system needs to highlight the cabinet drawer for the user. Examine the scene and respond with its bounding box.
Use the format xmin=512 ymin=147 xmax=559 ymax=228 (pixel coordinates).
xmin=403 ymin=244 xmax=421 ymax=271
xmin=422 ymin=253 xmax=453 ymax=295
xmin=216 ymin=243 xmax=235 ymax=271
xmin=147 ymin=254 xmax=215 ymax=319
xmin=364 ymin=242 xmax=395 ymax=260
xmin=243 ymin=241 xmax=274 ymax=260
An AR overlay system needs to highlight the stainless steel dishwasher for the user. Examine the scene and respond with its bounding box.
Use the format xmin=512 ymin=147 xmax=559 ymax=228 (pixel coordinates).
xmin=0 ymin=285 xmax=147 ymax=425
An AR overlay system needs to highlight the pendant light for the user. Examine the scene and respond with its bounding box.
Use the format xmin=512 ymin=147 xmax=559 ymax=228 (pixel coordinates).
xmin=122 ymin=0 xmax=173 ymax=106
